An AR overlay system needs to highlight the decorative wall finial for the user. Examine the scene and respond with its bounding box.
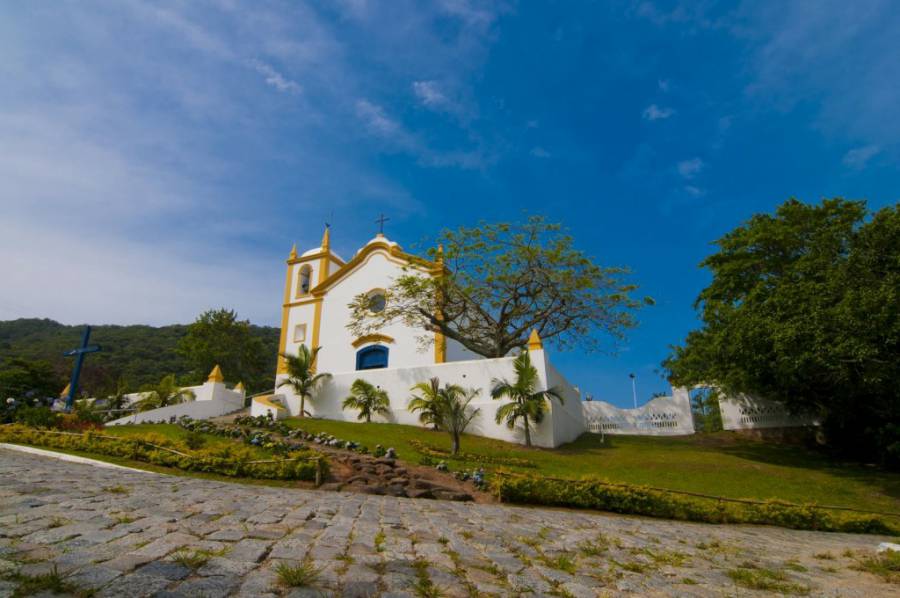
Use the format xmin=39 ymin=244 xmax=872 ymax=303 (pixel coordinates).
xmin=289 ymin=243 xmax=298 ymax=260
xmin=321 ymin=225 xmax=330 ymax=250
xmin=207 ymin=364 xmax=225 ymax=383
xmin=527 ymin=329 xmax=543 ymax=351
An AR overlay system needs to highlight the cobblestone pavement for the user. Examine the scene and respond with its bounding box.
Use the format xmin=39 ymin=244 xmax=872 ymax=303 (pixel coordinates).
xmin=1 ymin=448 xmax=896 ymax=597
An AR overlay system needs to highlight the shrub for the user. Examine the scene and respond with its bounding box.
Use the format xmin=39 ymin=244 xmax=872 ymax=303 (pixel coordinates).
xmin=0 ymin=424 xmax=327 ymax=482
xmin=491 ymin=474 xmax=896 ymax=535
xmin=14 ymin=406 xmax=57 ymax=428
xmin=184 ymin=431 xmax=206 ymax=450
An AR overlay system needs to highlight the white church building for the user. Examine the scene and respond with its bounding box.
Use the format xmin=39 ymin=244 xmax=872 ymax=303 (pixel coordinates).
xmin=250 ymin=227 xmax=696 ymax=447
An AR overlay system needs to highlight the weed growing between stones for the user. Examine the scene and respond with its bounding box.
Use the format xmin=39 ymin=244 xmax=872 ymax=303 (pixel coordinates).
xmin=852 ymin=550 xmax=900 ymax=583
xmin=785 ymin=560 xmax=808 ymax=572
xmin=411 ymin=558 xmax=442 ymax=598
xmin=111 ymin=514 xmax=136 ymax=525
xmin=631 ymin=547 xmax=689 ymax=567
xmin=540 ymin=553 xmax=577 ymax=574
xmin=5 ymin=565 xmax=87 ymax=598
xmin=374 ymin=530 xmax=385 ymax=553
xmin=170 ymin=546 xmax=228 ymax=570
xmin=814 ymin=551 xmax=835 ymax=560
xmin=579 ymin=536 xmax=609 ymax=556
xmin=726 ymin=564 xmax=810 ymax=595
xmin=682 ymin=577 xmax=697 ymax=584
xmin=46 ymin=516 xmax=69 ymax=529
xmin=459 ymin=530 xmax=474 ymax=540
xmin=275 ymin=558 xmax=323 ymax=588
xmin=104 ymin=485 xmax=129 ymax=494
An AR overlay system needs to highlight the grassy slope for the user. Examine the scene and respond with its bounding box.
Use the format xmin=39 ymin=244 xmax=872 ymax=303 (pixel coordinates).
xmin=283 ymin=417 xmax=900 ymax=514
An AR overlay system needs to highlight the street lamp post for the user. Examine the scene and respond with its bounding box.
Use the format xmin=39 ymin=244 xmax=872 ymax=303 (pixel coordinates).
xmin=629 ymin=373 xmax=637 ymax=409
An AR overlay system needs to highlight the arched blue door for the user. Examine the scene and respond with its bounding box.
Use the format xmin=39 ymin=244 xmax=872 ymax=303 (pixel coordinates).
xmin=356 ymin=345 xmax=388 ymax=370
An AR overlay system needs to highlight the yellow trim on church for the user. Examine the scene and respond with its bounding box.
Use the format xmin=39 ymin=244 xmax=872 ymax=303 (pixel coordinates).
xmin=351 ymin=333 xmax=395 ymax=348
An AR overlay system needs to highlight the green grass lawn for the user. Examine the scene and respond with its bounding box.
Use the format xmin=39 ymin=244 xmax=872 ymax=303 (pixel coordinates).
xmin=284 ymin=417 xmax=900 ymax=514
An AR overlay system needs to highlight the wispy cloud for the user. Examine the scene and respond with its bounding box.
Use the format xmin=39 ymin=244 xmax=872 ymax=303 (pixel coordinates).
xmin=677 ymin=157 xmax=705 ymax=179
xmin=642 ymin=104 xmax=675 ymax=121
xmin=842 ymin=145 xmax=880 ymax=170
xmin=530 ymin=147 xmax=551 ymax=158
xmin=249 ymin=60 xmax=302 ymax=94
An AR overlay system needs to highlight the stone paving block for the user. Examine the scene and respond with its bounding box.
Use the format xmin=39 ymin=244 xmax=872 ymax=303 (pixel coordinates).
xmin=66 ymin=564 xmax=122 ymax=589
xmin=206 ymin=528 xmax=245 ymax=542
xmin=171 ymin=573 xmax=240 ymax=596
xmin=197 ymin=555 xmax=259 ymax=577
xmin=132 ymin=532 xmax=198 ymax=559
xmin=96 ymin=572 xmax=173 ymax=597
xmin=136 ymin=560 xmax=191 ymax=581
xmin=227 ymin=538 xmax=273 ymax=562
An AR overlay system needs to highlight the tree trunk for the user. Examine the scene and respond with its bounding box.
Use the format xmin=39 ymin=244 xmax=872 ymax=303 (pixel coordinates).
xmin=452 ymin=432 xmax=460 ymax=455
xmin=523 ymin=415 xmax=532 ymax=447
xmin=299 ymin=395 xmax=306 ymax=418
xmin=366 ymin=413 xmax=371 ymax=423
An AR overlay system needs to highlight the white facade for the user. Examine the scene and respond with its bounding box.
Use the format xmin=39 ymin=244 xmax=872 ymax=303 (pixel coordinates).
xmin=581 ymin=387 xmax=696 ymax=436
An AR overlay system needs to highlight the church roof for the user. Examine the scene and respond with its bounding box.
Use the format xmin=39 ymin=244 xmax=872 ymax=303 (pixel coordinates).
xmin=312 ymin=235 xmax=440 ymax=296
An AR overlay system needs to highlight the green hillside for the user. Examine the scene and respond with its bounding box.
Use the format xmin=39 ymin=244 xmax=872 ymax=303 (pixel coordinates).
xmin=0 ymin=318 xmax=280 ymax=397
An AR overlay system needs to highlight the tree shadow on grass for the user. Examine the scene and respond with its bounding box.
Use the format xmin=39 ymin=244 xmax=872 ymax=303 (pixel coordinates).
xmin=712 ymin=437 xmax=900 ymax=503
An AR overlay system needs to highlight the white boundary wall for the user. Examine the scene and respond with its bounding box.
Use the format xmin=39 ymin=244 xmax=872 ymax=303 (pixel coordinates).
xmin=581 ymin=387 xmax=695 ymax=436
xmin=273 ymin=346 xmax=583 ymax=448
xmin=718 ymin=395 xmax=817 ymax=430
xmin=106 ymin=380 xmax=245 ymax=426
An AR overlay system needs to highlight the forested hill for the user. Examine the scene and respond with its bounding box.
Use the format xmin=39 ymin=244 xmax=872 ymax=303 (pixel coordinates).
xmin=0 ymin=318 xmax=280 ymax=396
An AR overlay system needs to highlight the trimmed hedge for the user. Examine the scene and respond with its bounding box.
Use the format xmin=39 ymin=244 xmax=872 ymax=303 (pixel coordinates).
xmin=492 ymin=474 xmax=898 ymax=535
xmin=0 ymin=424 xmax=327 ymax=482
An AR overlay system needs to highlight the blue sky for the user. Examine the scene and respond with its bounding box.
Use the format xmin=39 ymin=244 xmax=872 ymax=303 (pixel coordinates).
xmin=1 ymin=1 xmax=898 ymax=407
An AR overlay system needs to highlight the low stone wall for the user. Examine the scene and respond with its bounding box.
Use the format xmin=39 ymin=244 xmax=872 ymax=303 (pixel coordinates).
xmin=105 ymin=393 xmax=245 ymax=426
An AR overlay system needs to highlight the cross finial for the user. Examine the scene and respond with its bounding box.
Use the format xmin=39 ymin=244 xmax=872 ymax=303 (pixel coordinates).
xmin=375 ymin=213 xmax=390 ymax=235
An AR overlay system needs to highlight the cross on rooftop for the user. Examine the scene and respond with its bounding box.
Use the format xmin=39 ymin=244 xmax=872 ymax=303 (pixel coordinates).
xmin=375 ymin=213 xmax=390 ymax=235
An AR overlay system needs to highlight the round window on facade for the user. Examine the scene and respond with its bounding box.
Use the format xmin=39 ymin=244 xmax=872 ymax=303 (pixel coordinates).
xmin=367 ymin=290 xmax=386 ymax=313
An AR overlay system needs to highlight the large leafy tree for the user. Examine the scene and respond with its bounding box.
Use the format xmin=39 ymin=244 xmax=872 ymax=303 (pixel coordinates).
xmin=348 ymin=216 xmax=650 ymax=358
xmin=491 ymin=351 xmax=564 ymax=447
xmin=0 ymin=358 xmax=63 ymax=400
xmin=342 ymin=379 xmax=391 ymax=423
xmin=278 ymin=345 xmax=331 ymax=418
xmin=665 ymin=198 xmax=900 ymax=465
xmin=177 ymin=309 xmax=270 ymax=391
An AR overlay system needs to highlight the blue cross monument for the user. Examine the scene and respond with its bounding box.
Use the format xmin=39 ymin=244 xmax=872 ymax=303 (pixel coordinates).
xmin=63 ymin=326 xmax=102 ymax=410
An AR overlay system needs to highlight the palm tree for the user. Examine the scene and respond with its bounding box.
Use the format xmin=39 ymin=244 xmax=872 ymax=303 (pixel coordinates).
xmin=136 ymin=375 xmax=195 ymax=412
xmin=278 ymin=344 xmax=331 ymax=417
xmin=408 ymin=377 xmax=444 ymax=430
xmin=491 ymin=351 xmax=563 ymax=447
xmin=438 ymin=385 xmax=481 ymax=455
xmin=342 ymin=379 xmax=391 ymax=423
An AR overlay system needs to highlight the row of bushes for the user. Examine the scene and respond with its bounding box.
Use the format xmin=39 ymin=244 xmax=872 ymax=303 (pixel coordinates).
xmin=491 ymin=474 xmax=898 ymax=535
xmin=0 ymin=424 xmax=327 ymax=482
xmin=408 ymin=439 xmax=534 ymax=468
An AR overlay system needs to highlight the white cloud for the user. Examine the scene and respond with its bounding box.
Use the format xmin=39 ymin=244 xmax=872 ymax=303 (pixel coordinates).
xmin=677 ymin=157 xmax=705 ymax=179
xmin=412 ymin=80 xmax=447 ymax=107
xmin=530 ymin=147 xmax=551 ymax=158
xmin=249 ymin=60 xmax=302 ymax=94
xmin=684 ymin=185 xmax=705 ymax=197
xmin=642 ymin=104 xmax=675 ymax=121
xmin=356 ymin=99 xmax=403 ymax=138
xmin=658 ymin=79 xmax=670 ymax=92
xmin=842 ymin=145 xmax=880 ymax=169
